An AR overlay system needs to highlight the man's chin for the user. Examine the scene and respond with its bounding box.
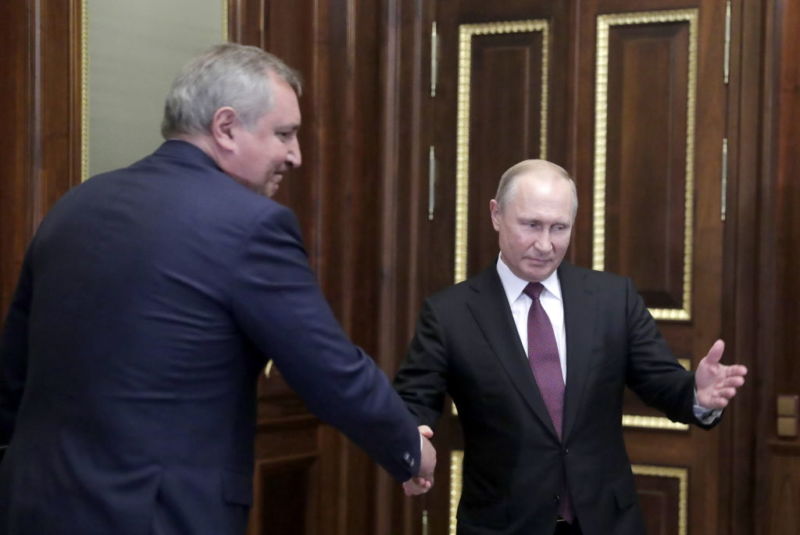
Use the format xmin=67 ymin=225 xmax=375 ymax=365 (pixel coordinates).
xmin=263 ymin=180 xmax=281 ymax=197
xmin=523 ymin=263 xmax=555 ymax=281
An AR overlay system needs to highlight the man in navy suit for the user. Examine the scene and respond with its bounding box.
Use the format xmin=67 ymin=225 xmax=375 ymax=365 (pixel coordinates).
xmin=0 ymin=43 xmax=435 ymax=535
xmin=394 ymin=160 xmax=747 ymax=534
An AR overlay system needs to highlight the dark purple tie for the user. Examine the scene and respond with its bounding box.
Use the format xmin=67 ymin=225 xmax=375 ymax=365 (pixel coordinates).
xmin=523 ymin=282 xmax=564 ymax=438
xmin=523 ymin=282 xmax=574 ymax=523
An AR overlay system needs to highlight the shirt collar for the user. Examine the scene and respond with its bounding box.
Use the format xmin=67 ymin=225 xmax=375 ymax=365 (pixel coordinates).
xmin=495 ymin=253 xmax=563 ymax=304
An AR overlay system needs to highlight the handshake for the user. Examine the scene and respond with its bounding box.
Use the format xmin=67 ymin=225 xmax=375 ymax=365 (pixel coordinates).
xmin=403 ymin=425 xmax=437 ymax=496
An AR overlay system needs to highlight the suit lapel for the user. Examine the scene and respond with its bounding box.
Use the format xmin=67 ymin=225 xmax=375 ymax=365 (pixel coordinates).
xmin=466 ymin=266 xmax=560 ymax=441
xmin=558 ymin=262 xmax=597 ymax=441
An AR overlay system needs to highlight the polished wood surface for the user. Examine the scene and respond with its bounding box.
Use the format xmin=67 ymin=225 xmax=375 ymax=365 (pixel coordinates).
xmin=0 ymin=0 xmax=32 ymax=314
xmin=760 ymin=0 xmax=800 ymax=532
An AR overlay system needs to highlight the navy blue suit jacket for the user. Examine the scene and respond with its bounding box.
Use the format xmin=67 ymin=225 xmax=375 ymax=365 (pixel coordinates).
xmin=0 ymin=140 xmax=420 ymax=535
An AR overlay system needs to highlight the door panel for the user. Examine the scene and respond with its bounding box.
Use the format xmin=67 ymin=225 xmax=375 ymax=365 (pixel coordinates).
xmin=421 ymin=1 xmax=728 ymax=533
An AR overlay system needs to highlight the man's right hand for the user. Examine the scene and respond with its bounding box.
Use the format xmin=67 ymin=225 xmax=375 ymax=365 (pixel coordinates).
xmin=403 ymin=425 xmax=436 ymax=496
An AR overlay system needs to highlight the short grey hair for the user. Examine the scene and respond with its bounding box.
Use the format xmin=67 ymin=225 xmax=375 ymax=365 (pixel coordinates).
xmin=494 ymin=159 xmax=578 ymax=219
xmin=161 ymin=43 xmax=302 ymax=138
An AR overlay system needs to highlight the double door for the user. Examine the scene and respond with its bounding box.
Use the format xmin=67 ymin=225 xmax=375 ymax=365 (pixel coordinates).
xmin=412 ymin=1 xmax=730 ymax=533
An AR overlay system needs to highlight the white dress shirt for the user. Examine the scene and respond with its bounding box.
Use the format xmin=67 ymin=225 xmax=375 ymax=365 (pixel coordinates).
xmin=496 ymin=255 xmax=567 ymax=382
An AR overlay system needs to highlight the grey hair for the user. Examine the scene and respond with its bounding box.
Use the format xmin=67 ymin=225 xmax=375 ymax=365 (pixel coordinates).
xmin=161 ymin=43 xmax=302 ymax=139
xmin=494 ymin=159 xmax=578 ymax=220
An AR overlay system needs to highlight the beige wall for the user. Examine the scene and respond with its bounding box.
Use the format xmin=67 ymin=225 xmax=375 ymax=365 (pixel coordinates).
xmin=86 ymin=0 xmax=226 ymax=177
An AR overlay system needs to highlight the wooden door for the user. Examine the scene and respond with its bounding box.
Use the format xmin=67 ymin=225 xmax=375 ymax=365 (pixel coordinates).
xmin=416 ymin=1 xmax=731 ymax=533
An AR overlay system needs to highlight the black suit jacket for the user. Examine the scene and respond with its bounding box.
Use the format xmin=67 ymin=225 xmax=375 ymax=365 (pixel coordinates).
xmin=395 ymin=262 xmax=709 ymax=535
xmin=0 ymin=140 xmax=420 ymax=535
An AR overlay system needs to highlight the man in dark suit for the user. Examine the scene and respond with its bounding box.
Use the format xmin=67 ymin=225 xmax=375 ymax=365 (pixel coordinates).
xmin=394 ymin=160 xmax=747 ymax=534
xmin=0 ymin=43 xmax=434 ymax=535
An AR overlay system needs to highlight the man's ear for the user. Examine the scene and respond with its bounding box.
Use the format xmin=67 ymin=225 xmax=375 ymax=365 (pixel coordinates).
xmin=210 ymin=107 xmax=239 ymax=152
xmin=489 ymin=199 xmax=501 ymax=231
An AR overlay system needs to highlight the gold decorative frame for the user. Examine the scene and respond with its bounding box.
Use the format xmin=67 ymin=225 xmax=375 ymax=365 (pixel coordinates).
xmin=592 ymin=10 xmax=698 ymax=321
xmin=632 ymin=464 xmax=688 ymax=535
xmin=449 ymin=454 xmax=688 ymax=535
xmin=623 ymin=358 xmax=691 ymax=431
xmin=454 ymin=19 xmax=550 ymax=283
xmin=622 ymin=414 xmax=689 ymax=431
xmin=80 ymin=0 xmax=229 ymax=182
xmin=449 ymin=450 xmax=464 ymax=535
xmin=81 ymin=0 xmax=89 ymax=182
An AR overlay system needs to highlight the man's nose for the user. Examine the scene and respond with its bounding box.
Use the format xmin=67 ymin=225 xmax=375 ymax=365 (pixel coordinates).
xmin=533 ymin=232 xmax=552 ymax=252
xmin=287 ymin=139 xmax=302 ymax=168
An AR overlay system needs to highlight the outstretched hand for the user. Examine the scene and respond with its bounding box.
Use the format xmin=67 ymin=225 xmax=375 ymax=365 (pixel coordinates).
xmin=403 ymin=425 xmax=436 ymax=496
xmin=695 ymin=339 xmax=747 ymax=409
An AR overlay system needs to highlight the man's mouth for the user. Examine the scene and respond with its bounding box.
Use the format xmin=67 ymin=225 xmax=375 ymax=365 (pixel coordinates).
xmin=526 ymin=257 xmax=551 ymax=265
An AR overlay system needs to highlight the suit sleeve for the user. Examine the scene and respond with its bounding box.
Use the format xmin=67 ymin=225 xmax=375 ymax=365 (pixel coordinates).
xmin=0 ymin=248 xmax=34 ymax=445
xmin=393 ymin=299 xmax=449 ymax=429
xmin=229 ymin=205 xmax=421 ymax=482
xmin=622 ymin=277 xmax=707 ymax=426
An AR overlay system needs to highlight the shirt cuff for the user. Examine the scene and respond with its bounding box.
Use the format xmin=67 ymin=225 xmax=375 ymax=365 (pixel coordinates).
xmin=693 ymin=390 xmax=722 ymax=424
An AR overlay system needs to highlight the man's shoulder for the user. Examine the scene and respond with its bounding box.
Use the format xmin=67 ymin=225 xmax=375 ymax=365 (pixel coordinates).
xmin=425 ymin=265 xmax=497 ymax=306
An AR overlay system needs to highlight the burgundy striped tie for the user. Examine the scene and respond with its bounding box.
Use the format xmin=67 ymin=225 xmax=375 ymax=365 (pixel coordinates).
xmin=523 ymin=282 xmax=574 ymax=523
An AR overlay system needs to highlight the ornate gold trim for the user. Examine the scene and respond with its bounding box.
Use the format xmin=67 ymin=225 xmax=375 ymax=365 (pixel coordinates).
xmin=631 ymin=464 xmax=688 ymax=535
xmin=222 ymin=0 xmax=229 ymax=41
xmin=454 ymin=20 xmax=550 ymax=283
xmin=593 ymin=10 xmax=698 ymax=321
xmin=81 ymin=0 xmax=89 ymax=182
xmin=622 ymin=414 xmax=689 ymax=431
xmin=449 ymin=450 xmax=464 ymax=535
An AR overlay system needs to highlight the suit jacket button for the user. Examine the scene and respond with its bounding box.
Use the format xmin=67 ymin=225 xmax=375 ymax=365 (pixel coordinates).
xmin=554 ymin=495 xmax=561 ymax=504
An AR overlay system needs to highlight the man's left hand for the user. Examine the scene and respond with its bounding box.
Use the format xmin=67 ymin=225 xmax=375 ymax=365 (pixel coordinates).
xmin=695 ymin=339 xmax=748 ymax=409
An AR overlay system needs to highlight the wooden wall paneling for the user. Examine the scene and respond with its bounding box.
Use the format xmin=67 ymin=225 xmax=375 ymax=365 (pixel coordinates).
xmin=0 ymin=0 xmax=33 ymax=319
xmin=36 ymin=0 xmax=83 ymax=219
xmin=632 ymin=466 xmax=686 ymax=535
xmin=0 ymin=0 xmax=82 ymax=321
xmin=720 ymin=0 xmax=765 ymax=532
xmin=767 ymin=443 xmax=800 ymax=534
xmin=378 ymin=0 xmax=436 ymax=533
xmin=603 ymin=20 xmax=689 ymax=310
xmin=773 ymin=0 xmax=800 ymax=425
xmin=762 ymin=0 xmax=800 ymax=532
xmin=312 ymin=2 xmax=393 ymax=533
xmin=227 ymin=0 xmax=263 ymax=46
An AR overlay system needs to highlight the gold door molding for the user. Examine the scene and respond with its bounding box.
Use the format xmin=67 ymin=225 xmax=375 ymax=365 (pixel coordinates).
xmin=454 ymin=19 xmax=549 ymax=284
xmin=449 ymin=450 xmax=464 ymax=535
xmin=592 ymin=9 xmax=698 ymax=321
xmin=632 ymin=464 xmax=688 ymax=535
